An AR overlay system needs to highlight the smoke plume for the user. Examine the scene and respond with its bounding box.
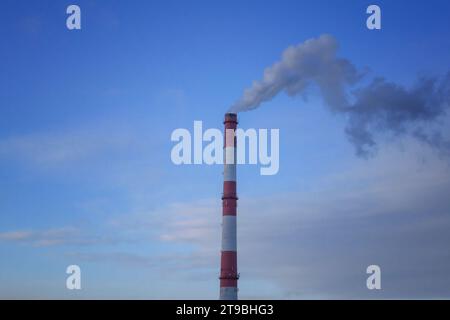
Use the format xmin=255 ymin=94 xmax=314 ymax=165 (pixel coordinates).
xmin=230 ymin=34 xmax=450 ymax=157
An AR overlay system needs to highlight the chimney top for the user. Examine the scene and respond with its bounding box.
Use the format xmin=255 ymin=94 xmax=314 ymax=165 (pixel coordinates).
xmin=224 ymin=113 xmax=238 ymax=124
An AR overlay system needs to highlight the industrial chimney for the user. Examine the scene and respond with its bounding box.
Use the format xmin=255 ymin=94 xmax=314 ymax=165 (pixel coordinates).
xmin=220 ymin=112 xmax=239 ymax=300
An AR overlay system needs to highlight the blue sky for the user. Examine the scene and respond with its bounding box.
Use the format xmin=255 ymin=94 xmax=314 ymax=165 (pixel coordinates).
xmin=1 ymin=0 xmax=450 ymax=299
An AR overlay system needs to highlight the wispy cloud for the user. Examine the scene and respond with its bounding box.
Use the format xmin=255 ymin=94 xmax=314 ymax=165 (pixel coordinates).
xmin=0 ymin=227 xmax=127 ymax=247
xmin=0 ymin=126 xmax=136 ymax=168
xmin=0 ymin=231 xmax=34 ymax=241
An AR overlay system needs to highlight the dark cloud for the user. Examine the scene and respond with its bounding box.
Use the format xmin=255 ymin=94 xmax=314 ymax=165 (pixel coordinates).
xmin=346 ymin=75 xmax=450 ymax=157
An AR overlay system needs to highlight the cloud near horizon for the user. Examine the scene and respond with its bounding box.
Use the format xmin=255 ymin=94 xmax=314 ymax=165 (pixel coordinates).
xmin=2 ymin=138 xmax=450 ymax=298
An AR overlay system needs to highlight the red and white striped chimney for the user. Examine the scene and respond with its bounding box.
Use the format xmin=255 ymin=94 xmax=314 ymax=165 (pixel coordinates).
xmin=220 ymin=112 xmax=239 ymax=300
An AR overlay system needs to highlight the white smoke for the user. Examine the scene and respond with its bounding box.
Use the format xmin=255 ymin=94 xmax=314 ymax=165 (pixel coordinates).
xmin=230 ymin=34 xmax=450 ymax=157
xmin=229 ymin=34 xmax=359 ymax=113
